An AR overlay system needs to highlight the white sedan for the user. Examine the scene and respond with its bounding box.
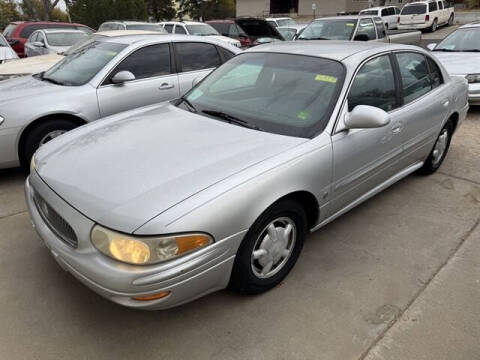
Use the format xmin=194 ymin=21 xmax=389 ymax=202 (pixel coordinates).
xmin=0 ymin=33 xmax=18 ymax=64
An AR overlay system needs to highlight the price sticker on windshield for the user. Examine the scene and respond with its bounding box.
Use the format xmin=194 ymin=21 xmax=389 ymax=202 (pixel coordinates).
xmin=346 ymin=23 xmax=355 ymax=27
xmin=315 ymin=74 xmax=337 ymax=83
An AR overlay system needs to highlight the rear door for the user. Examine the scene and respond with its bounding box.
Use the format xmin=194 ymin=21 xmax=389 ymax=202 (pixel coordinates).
xmin=97 ymin=43 xmax=179 ymax=118
xmin=329 ymin=54 xmax=404 ymax=215
xmin=173 ymin=41 xmax=222 ymax=95
xmin=400 ymin=3 xmax=427 ymax=25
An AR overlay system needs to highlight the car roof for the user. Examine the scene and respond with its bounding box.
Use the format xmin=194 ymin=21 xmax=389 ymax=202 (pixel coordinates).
xmin=160 ymin=21 xmax=208 ymax=26
xmin=245 ymin=40 xmax=412 ymax=61
xmin=12 ymin=21 xmax=86 ymax=26
xmin=98 ymin=33 xmax=239 ymax=47
xmin=96 ymin=30 xmax=159 ymax=37
xmin=404 ymin=1 xmax=431 ymax=5
xmin=206 ymin=20 xmax=235 ymax=24
xmin=315 ymin=15 xmax=374 ymax=21
xmin=266 ymin=17 xmax=292 ymax=20
xmin=459 ymin=21 xmax=480 ymax=29
xmin=361 ymin=6 xmax=397 ymax=11
xmin=38 ymin=29 xmax=87 ymax=34
xmin=104 ymin=21 xmax=155 ymax=25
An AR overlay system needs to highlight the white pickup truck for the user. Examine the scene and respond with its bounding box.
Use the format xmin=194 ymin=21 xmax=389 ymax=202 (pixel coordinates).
xmin=398 ymin=1 xmax=455 ymax=32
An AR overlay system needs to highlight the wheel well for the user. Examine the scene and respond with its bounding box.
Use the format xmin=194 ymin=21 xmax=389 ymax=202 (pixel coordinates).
xmin=449 ymin=112 xmax=459 ymax=133
xmin=18 ymin=114 xmax=86 ymax=164
xmin=277 ymin=191 xmax=320 ymax=229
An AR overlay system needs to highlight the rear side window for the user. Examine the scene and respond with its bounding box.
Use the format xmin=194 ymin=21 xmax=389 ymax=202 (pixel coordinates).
xmin=99 ymin=23 xmax=114 ymax=31
xmin=395 ymin=7 xmax=401 ymax=14
xmin=348 ymin=55 xmax=397 ymax=112
xmin=174 ymin=26 xmax=187 ymax=34
xmin=164 ymin=24 xmax=174 ymax=33
xmin=108 ymin=43 xmax=171 ymax=83
xmin=438 ymin=1 xmax=444 ymax=9
xmin=356 ymin=18 xmax=376 ymax=41
xmin=426 ymin=56 xmax=443 ymax=89
xmin=3 ymin=24 xmax=17 ymax=38
xmin=175 ymin=42 xmax=221 ymax=72
xmin=209 ymin=23 xmax=228 ymax=36
xmin=401 ymin=4 xmax=427 ymax=15
xmin=20 ymin=24 xmax=44 ymax=38
xmin=396 ymin=52 xmax=432 ymax=104
xmin=429 ymin=1 xmax=438 ymax=12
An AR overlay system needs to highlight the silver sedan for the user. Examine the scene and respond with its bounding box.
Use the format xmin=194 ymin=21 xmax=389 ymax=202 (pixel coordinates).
xmin=26 ymin=41 xmax=468 ymax=310
xmin=0 ymin=34 xmax=240 ymax=169
xmin=24 ymin=29 xmax=89 ymax=57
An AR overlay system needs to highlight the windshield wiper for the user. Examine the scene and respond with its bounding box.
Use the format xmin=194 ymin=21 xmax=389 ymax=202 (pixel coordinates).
xmin=202 ymin=110 xmax=263 ymax=131
xmin=299 ymin=37 xmax=330 ymax=40
xmin=179 ymin=96 xmax=197 ymax=113
xmin=461 ymin=49 xmax=480 ymax=52
xmin=433 ymin=48 xmax=456 ymax=52
xmin=40 ymin=72 xmax=65 ymax=86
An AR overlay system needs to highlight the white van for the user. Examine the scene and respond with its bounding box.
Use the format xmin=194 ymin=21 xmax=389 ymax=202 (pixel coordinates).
xmin=359 ymin=6 xmax=401 ymax=30
xmin=398 ymin=0 xmax=454 ymax=32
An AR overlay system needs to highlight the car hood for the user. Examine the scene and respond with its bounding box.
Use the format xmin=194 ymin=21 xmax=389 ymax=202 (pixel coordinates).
xmin=0 ymin=75 xmax=65 ymax=106
xmin=432 ymin=52 xmax=479 ymax=75
xmin=36 ymin=103 xmax=307 ymax=233
xmin=0 ymin=53 xmax=63 ymax=76
xmin=0 ymin=46 xmax=18 ymax=61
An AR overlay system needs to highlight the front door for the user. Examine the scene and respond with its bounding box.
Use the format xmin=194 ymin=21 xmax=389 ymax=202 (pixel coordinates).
xmin=329 ymin=54 xmax=404 ymax=216
xmin=97 ymin=43 xmax=179 ymax=118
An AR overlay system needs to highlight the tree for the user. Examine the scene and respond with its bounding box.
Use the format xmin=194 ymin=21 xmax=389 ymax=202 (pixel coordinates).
xmin=65 ymin=0 xmax=148 ymax=29
xmin=145 ymin=0 xmax=176 ymax=21
xmin=20 ymin=0 xmax=67 ymax=21
xmin=41 ymin=0 xmax=62 ymax=20
xmin=0 ymin=0 xmax=20 ymax=30
xmin=178 ymin=0 xmax=234 ymax=21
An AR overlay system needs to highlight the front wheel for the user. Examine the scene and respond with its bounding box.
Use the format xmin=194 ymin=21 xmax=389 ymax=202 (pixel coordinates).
xmin=21 ymin=119 xmax=78 ymax=171
xmin=228 ymin=199 xmax=307 ymax=294
xmin=418 ymin=120 xmax=453 ymax=175
xmin=430 ymin=19 xmax=438 ymax=32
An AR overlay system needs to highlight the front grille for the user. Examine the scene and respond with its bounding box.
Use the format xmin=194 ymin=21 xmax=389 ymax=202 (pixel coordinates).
xmin=33 ymin=190 xmax=78 ymax=248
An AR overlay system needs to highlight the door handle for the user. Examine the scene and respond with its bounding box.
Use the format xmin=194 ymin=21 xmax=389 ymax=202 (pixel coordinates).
xmin=392 ymin=121 xmax=403 ymax=134
xmin=159 ymin=83 xmax=174 ymax=90
xmin=443 ymin=99 xmax=449 ymax=108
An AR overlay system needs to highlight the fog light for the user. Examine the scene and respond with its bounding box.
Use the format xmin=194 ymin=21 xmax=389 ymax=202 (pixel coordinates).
xmin=132 ymin=291 xmax=171 ymax=301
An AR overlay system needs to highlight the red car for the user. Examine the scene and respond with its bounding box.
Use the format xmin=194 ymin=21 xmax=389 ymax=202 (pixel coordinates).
xmin=3 ymin=21 xmax=93 ymax=57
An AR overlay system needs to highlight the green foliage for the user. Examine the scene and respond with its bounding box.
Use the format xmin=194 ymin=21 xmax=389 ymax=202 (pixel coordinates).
xmin=178 ymin=0 xmax=235 ymax=21
xmin=20 ymin=0 xmax=68 ymax=21
xmin=0 ymin=0 xmax=20 ymax=30
xmin=65 ymin=0 xmax=148 ymax=29
xmin=145 ymin=0 xmax=176 ymax=21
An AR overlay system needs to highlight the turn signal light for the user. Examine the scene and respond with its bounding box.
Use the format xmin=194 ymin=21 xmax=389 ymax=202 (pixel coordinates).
xmin=132 ymin=291 xmax=171 ymax=301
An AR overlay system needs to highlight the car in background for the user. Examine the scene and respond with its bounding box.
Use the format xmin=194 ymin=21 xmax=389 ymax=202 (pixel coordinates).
xmin=24 ymin=29 xmax=89 ymax=57
xmin=359 ymin=6 xmax=400 ymax=30
xmin=277 ymin=25 xmax=307 ymax=40
xmin=0 ymin=33 xmax=18 ymax=64
xmin=297 ymin=16 xmax=421 ymax=45
xmin=207 ymin=18 xmax=283 ymax=47
xmin=0 ymin=34 xmax=241 ymax=169
xmin=26 ymin=41 xmax=468 ymax=310
xmin=428 ymin=22 xmax=480 ymax=104
xmin=2 ymin=21 xmax=93 ymax=57
xmin=398 ymin=1 xmax=454 ymax=32
xmin=0 ymin=30 xmax=158 ymax=82
xmin=98 ymin=21 xmax=166 ymax=33
xmin=159 ymin=21 xmax=241 ymax=47
xmin=265 ymin=17 xmax=297 ymax=28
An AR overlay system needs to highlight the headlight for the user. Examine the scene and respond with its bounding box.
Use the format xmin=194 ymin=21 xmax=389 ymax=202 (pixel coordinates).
xmin=91 ymin=225 xmax=213 ymax=265
xmin=30 ymin=156 xmax=36 ymax=173
xmin=466 ymin=74 xmax=480 ymax=83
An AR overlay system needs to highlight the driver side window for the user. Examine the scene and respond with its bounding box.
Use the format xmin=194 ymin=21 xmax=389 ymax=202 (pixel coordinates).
xmin=348 ymin=55 xmax=397 ymax=112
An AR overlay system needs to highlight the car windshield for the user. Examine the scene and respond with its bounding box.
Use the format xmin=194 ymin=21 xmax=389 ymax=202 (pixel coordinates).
xmin=277 ymin=18 xmax=297 ymax=26
xmin=360 ymin=10 xmax=378 ymax=15
xmin=278 ymin=28 xmax=297 ymax=40
xmin=186 ymin=24 xmax=219 ymax=35
xmin=40 ymin=41 xmax=126 ymax=86
xmin=182 ymin=52 xmax=345 ymax=138
xmin=46 ymin=32 xmax=88 ymax=47
xmin=298 ymin=19 xmax=357 ymax=40
xmin=434 ymin=28 xmax=480 ymax=52
xmin=126 ymin=24 xmax=166 ymax=32
xmin=401 ymin=4 xmax=427 ymax=15
xmin=0 ymin=35 xmax=7 ymax=47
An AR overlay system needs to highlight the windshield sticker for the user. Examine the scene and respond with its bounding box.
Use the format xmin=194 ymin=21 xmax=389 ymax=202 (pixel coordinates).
xmin=315 ymin=74 xmax=337 ymax=83
xmin=346 ymin=23 xmax=355 ymax=27
xmin=107 ymin=51 xmax=118 ymax=57
xmin=297 ymin=111 xmax=310 ymax=121
xmin=188 ymin=88 xmax=203 ymax=101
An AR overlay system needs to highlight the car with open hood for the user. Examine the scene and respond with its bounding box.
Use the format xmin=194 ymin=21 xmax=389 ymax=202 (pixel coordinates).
xmin=26 ymin=41 xmax=468 ymax=309
xmin=0 ymin=34 xmax=240 ymax=169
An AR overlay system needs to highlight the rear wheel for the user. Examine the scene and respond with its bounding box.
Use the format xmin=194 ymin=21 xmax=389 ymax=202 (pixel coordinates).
xmin=448 ymin=14 xmax=454 ymax=26
xmin=418 ymin=120 xmax=453 ymax=175
xmin=21 ymin=119 xmax=78 ymax=171
xmin=430 ymin=19 xmax=438 ymax=32
xmin=228 ymin=199 xmax=307 ymax=294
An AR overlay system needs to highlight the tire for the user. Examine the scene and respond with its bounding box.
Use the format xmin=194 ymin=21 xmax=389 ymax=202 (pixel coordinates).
xmin=418 ymin=120 xmax=453 ymax=175
xmin=448 ymin=14 xmax=454 ymax=26
xmin=21 ymin=119 xmax=78 ymax=171
xmin=385 ymin=23 xmax=389 ymax=30
xmin=228 ymin=199 xmax=307 ymax=294
xmin=430 ymin=19 xmax=438 ymax=32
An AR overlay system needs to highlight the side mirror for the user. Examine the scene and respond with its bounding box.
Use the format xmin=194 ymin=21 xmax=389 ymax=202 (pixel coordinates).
xmin=111 ymin=71 xmax=136 ymax=85
xmin=426 ymin=43 xmax=437 ymax=51
xmin=32 ymin=41 xmax=45 ymax=48
xmin=345 ymin=105 xmax=390 ymax=129
xmin=353 ymin=34 xmax=370 ymax=42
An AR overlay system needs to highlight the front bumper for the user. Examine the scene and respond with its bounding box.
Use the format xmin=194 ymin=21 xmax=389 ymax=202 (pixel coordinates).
xmin=25 ymin=172 xmax=244 ymax=310
xmin=468 ymin=83 xmax=480 ymax=105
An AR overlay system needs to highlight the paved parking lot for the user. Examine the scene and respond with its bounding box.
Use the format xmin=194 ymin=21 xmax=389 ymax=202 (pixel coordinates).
xmin=1 ymin=25 xmax=480 ymax=359
xmin=1 ymin=106 xmax=479 ymax=359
